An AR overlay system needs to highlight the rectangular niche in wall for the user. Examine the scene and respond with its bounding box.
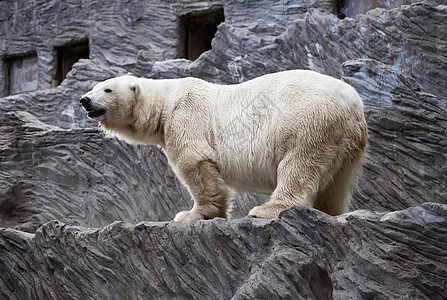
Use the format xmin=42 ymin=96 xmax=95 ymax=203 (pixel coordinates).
xmin=8 ymin=53 xmax=38 ymax=95
xmin=56 ymin=40 xmax=89 ymax=85
xmin=334 ymin=0 xmax=384 ymax=18
xmin=181 ymin=7 xmax=224 ymax=61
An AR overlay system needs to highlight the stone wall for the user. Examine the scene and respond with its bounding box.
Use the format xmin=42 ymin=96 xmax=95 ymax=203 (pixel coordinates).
xmin=0 ymin=0 xmax=337 ymax=96
xmin=0 ymin=0 xmax=446 ymax=299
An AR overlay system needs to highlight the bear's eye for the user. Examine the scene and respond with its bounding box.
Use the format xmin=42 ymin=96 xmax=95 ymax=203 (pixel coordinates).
xmin=104 ymin=88 xmax=112 ymax=93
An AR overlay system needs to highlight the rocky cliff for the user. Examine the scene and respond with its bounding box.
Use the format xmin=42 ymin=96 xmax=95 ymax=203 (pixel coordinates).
xmin=0 ymin=0 xmax=446 ymax=299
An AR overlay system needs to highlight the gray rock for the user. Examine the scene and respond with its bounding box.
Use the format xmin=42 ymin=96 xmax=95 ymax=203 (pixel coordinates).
xmin=343 ymin=59 xmax=447 ymax=212
xmin=0 ymin=111 xmax=187 ymax=232
xmin=1 ymin=203 xmax=446 ymax=299
xmin=0 ymin=111 xmax=263 ymax=232
xmin=0 ymin=0 xmax=335 ymax=97
xmin=2 ymin=3 xmax=445 ymax=126
xmin=190 ymin=2 xmax=447 ymax=98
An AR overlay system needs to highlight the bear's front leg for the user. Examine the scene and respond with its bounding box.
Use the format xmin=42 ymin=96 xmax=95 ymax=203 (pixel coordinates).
xmin=174 ymin=159 xmax=232 ymax=223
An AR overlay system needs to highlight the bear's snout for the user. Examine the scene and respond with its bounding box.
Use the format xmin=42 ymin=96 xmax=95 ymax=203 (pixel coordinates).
xmin=80 ymin=96 xmax=92 ymax=110
xmin=80 ymin=96 xmax=106 ymax=118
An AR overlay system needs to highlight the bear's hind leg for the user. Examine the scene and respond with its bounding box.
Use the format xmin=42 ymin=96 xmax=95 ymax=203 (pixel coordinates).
xmin=174 ymin=160 xmax=232 ymax=223
xmin=314 ymin=155 xmax=364 ymax=216
xmin=248 ymin=152 xmax=324 ymax=219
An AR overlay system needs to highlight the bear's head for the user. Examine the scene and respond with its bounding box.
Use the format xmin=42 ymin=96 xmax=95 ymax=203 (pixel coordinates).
xmin=80 ymin=75 xmax=142 ymax=132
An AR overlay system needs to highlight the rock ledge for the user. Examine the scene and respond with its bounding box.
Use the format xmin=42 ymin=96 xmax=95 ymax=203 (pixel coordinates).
xmin=1 ymin=203 xmax=446 ymax=299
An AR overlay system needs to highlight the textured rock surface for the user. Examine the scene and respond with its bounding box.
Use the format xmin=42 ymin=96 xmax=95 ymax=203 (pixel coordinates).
xmin=1 ymin=203 xmax=446 ymax=299
xmin=0 ymin=111 xmax=263 ymax=232
xmin=344 ymin=59 xmax=447 ymax=212
xmin=0 ymin=0 xmax=337 ymax=96
xmin=1 ymin=0 xmax=447 ymax=298
xmin=189 ymin=2 xmax=447 ymax=93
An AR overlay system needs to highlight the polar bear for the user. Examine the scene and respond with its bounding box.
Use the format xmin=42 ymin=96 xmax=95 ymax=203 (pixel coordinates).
xmin=80 ymin=70 xmax=368 ymax=223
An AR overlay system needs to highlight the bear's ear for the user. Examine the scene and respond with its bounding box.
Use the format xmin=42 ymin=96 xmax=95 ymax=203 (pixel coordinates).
xmin=130 ymin=82 xmax=142 ymax=101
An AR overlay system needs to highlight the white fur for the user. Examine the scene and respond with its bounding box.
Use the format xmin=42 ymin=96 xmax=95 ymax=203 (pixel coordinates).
xmin=81 ymin=70 xmax=368 ymax=222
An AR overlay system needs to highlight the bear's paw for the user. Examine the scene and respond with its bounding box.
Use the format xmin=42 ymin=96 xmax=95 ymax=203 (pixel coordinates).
xmin=174 ymin=210 xmax=206 ymax=223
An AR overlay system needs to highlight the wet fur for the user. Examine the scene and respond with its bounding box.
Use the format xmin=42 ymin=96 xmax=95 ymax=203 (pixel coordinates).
xmin=81 ymin=70 xmax=368 ymax=223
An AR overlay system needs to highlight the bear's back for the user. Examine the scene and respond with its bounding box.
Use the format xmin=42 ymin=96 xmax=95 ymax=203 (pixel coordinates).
xmin=209 ymin=70 xmax=364 ymax=194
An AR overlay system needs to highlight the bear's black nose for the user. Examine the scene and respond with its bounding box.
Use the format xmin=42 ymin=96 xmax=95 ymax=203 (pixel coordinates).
xmin=80 ymin=96 xmax=91 ymax=109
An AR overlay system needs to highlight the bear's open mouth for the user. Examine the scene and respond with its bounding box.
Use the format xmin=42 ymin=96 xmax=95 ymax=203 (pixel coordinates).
xmin=87 ymin=109 xmax=106 ymax=118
